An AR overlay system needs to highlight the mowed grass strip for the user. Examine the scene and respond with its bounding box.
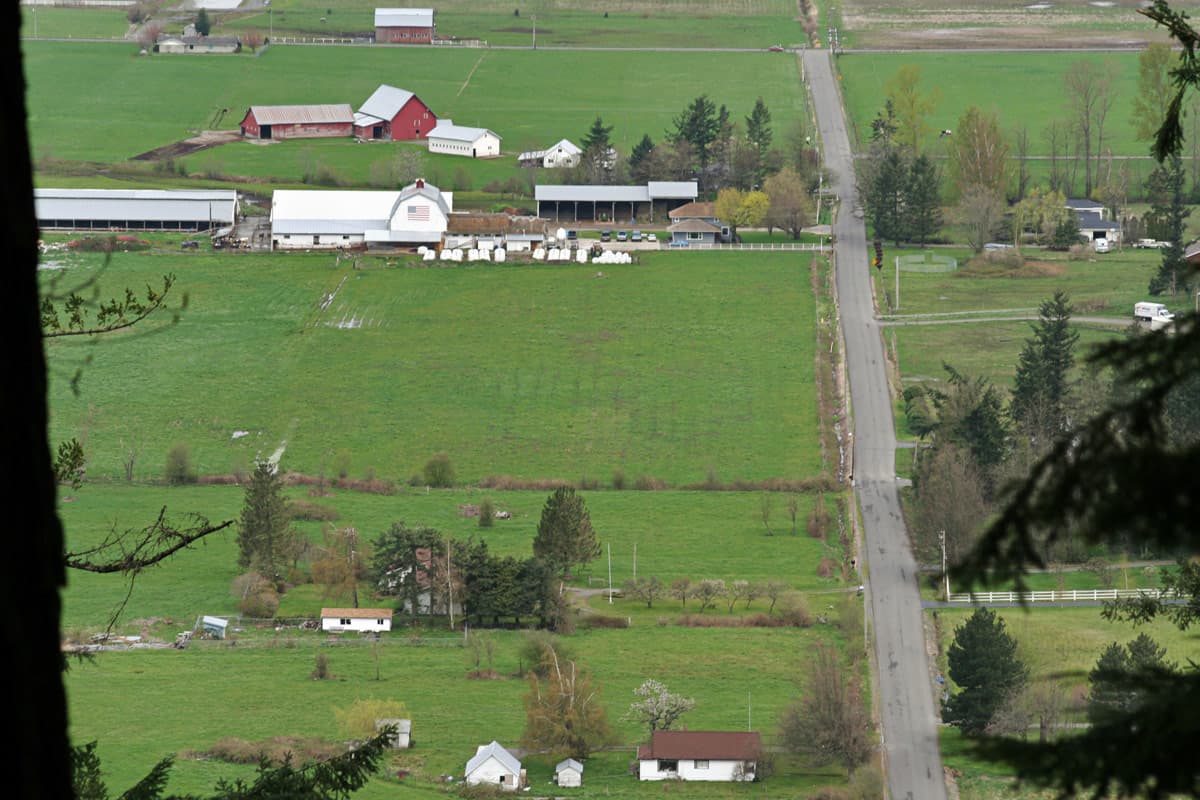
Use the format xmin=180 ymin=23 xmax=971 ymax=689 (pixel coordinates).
xmin=67 ymin=625 xmax=854 ymax=797
xmin=59 ymin=483 xmax=843 ymax=630
xmin=46 ymin=250 xmax=821 ymax=485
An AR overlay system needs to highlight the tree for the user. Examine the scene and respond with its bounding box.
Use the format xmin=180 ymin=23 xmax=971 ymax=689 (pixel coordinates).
xmin=628 ymin=133 xmax=655 ymax=183
xmin=764 ymin=166 xmax=813 ymax=240
xmin=241 ymin=28 xmax=264 ymax=52
xmin=944 ymin=607 xmax=1029 ymax=736
xmin=956 ymin=183 xmax=1006 ymax=253
xmin=884 ymin=64 xmax=939 ymax=155
xmin=137 ymin=21 xmax=163 ymax=51
xmin=1088 ymin=633 xmax=1178 ymax=726
xmin=1064 ymin=58 xmax=1116 ymax=197
xmin=928 ymin=364 xmax=1010 ymax=482
xmin=1146 ymin=153 xmax=1191 ymax=296
xmin=522 ymin=650 xmax=612 ymax=759
xmin=714 ymin=187 xmax=769 ymax=242
xmin=237 ymin=461 xmax=302 ymax=584
xmin=423 ymin=452 xmax=455 ymax=487
xmin=670 ymin=95 xmax=719 ymax=171
xmin=195 ymin=8 xmax=212 ymax=36
xmin=778 ymin=642 xmax=873 ymax=772
xmin=623 ymin=575 xmax=664 ymax=608
xmin=532 ymin=487 xmax=599 ymax=579
xmin=669 ymin=576 xmax=692 ymax=607
xmin=945 ymin=106 xmax=1009 ymax=198
xmin=1009 ymin=291 xmax=1079 ymax=443
xmin=311 ymin=526 xmax=368 ymax=606
xmin=692 ymin=578 xmax=725 ymax=612
xmin=913 ymin=443 xmax=988 ymax=569
xmin=580 ymin=116 xmax=615 ymax=183
xmin=905 ymin=153 xmax=943 ymax=246
xmin=864 ymin=147 xmax=908 ymax=246
xmin=745 ymin=96 xmax=773 ymax=183
xmin=624 ymin=679 xmax=696 ymax=735
xmin=1132 ymin=42 xmax=1175 ymax=143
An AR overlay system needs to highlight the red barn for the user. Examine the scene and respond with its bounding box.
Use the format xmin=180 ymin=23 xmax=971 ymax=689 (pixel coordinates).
xmin=239 ymin=105 xmax=355 ymax=140
xmin=374 ymin=8 xmax=434 ymax=44
xmin=354 ymin=85 xmax=437 ymax=141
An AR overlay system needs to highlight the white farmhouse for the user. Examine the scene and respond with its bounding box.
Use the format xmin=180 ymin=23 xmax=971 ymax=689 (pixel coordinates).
xmin=270 ymin=179 xmax=452 ymax=249
xmin=555 ymin=758 xmax=583 ymax=787
xmin=320 ymin=607 xmax=393 ymax=633
xmin=637 ymin=730 xmax=761 ymax=782
xmin=427 ymin=119 xmax=502 ymax=158
xmin=464 ymin=741 xmax=523 ymax=790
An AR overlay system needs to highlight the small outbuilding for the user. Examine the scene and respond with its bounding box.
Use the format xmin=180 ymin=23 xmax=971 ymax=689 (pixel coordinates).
xmin=375 ymin=718 xmax=412 ymax=749
xmin=320 ymin=607 xmax=393 ymax=633
xmin=555 ymin=758 xmax=583 ymax=787
xmin=464 ymin=741 xmax=524 ymax=791
xmin=375 ymin=8 xmax=435 ymax=43
xmin=518 ymin=139 xmax=582 ymax=169
xmin=427 ymin=119 xmax=502 ymax=158
xmin=156 ymin=35 xmax=241 ymax=54
xmin=239 ymin=105 xmax=355 ymax=140
xmin=637 ymin=730 xmax=761 ymax=782
xmin=354 ymin=84 xmax=437 ymax=141
xmin=201 ymin=616 xmax=229 ymax=639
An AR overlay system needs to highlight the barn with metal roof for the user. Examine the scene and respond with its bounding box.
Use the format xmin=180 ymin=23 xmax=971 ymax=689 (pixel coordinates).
xmin=375 ymin=8 xmax=435 ymax=43
xmin=427 ymin=120 xmax=501 ymax=158
xmin=35 ymin=189 xmax=239 ymax=232
xmin=239 ymin=105 xmax=355 ymax=140
xmin=270 ymin=179 xmax=452 ymax=249
xmin=354 ymin=84 xmax=437 ymax=141
xmin=535 ymin=181 xmax=698 ymax=222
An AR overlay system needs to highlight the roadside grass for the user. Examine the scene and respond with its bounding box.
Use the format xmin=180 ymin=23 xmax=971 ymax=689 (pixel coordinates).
xmin=59 ymin=484 xmax=844 ymax=633
xmin=25 ymin=42 xmax=807 ymax=182
xmin=66 ymin=625 xmax=855 ymax=798
xmin=45 ymin=250 xmax=822 ymax=486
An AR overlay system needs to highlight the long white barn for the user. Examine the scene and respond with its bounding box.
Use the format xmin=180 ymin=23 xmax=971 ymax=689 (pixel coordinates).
xmin=35 ymin=188 xmax=239 ymax=232
xmin=427 ymin=119 xmax=501 ymax=158
xmin=270 ymin=179 xmax=452 ymax=249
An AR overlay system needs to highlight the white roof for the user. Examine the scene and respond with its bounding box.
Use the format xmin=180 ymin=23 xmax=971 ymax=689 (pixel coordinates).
xmin=375 ymin=8 xmax=434 ymax=28
xmin=548 ymin=139 xmax=581 ymax=155
xmin=647 ymin=181 xmax=700 ymax=200
xmin=357 ymin=84 xmax=418 ymax=123
xmin=466 ymin=741 xmax=521 ymax=776
xmin=428 ymin=119 xmax=500 ymax=144
xmin=271 ymin=190 xmax=398 ymax=234
xmin=556 ymin=758 xmax=583 ymax=773
xmin=536 ymin=185 xmax=649 ymax=203
xmin=35 ymin=188 xmax=237 ymax=223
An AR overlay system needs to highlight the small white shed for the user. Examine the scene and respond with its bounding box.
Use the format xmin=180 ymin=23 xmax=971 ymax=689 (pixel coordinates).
xmin=555 ymin=758 xmax=583 ymax=787
xmin=464 ymin=740 xmax=523 ymax=790
xmin=320 ymin=607 xmax=393 ymax=633
xmin=375 ymin=718 xmax=412 ymax=748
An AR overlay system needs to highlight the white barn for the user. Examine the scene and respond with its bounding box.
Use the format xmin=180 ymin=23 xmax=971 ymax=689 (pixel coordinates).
xmin=427 ymin=119 xmax=501 ymax=158
xmin=637 ymin=730 xmax=761 ymax=782
xmin=464 ymin=741 xmax=523 ymax=790
xmin=518 ymin=139 xmax=582 ymax=169
xmin=270 ymin=179 xmax=452 ymax=249
xmin=35 ymin=188 xmax=238 ymax=232
xmin=320 ymin=607 xmax=393 ymax=633
xmin=555 ymin=758 xmax=583 ymax=787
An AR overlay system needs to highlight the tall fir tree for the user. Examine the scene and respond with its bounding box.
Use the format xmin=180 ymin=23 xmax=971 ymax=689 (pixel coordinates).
xmin=237 ymin=461 xmax=294 ymax=582
xmin=945 ymin=607 xmax=1029 ymax=736
xmin=1146 ymin=153 xmax=1191 ymax=295
xmin=670 ymin=95 xmax=719 ymax=170
xmin=628 ymin=133 xmax=654 ymax=182
xmin=1010 ymin=291 xmax=1079 ymax=441
xmin=868 ymin=147 xmax=908 ymax=246
xmin=195 ymin=8 xmax=211 ymax=36
xmin=906 ymin=153 xmax=943 ymax=246
xmin=1088 ymin=633 xmax=1177 ymax=725
xmin=745 ymin=97 xmax=773 ymax=183
xmin=532 ymin=487 xmax=600 ymax=579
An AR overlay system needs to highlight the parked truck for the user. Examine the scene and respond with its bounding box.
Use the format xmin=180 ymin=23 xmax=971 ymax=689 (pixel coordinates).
xmin=1134 ymin=301 xmax=1175 ymax=330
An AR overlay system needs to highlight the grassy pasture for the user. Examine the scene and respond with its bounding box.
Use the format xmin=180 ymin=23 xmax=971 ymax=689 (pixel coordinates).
xmin=20 ymin=7 xmax=131 ymax=40
xmin=58 ymin=483 xmax=846 ymax=632
xmin=25 ymin=42 xmax=807 ymax=184
xmin=45 ymin=249 xmax=821 ymax=486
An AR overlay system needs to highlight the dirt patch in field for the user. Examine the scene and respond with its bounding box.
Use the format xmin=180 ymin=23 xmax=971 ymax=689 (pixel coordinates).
xmin=131 ymin=129 xmax=241 ymax=161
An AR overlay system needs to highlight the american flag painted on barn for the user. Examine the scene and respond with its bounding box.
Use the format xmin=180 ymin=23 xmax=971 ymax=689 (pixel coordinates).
xmin=407 ymin=204 xmax=430 ymax=221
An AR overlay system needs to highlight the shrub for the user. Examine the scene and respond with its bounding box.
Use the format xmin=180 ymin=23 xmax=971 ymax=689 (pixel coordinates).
xmin=165 ymin=442 xmax=195 ymax=485
xmin=517 ymin=630 xmax=574 ymax=676
xmin=611 ymin=469 xmax=626 ymax=490
xmin=289 ymin=500 xmax=339 ymax=522
xmin=578 ymin=615 xmax=629 ymax=629
xmin=334 ymin=698 xmax=409 ymax=740
xmin=816 ymin=557 xmax=838 ymax=578
xmin=633 ymin=475 xmax=668 ymax=490
xmin=478 ymin=496 xmax=495 ymax=527
xmin=777 ymin=595 xmax=814 ymax=627
xmin=232 ymin=571 xmax=279 ymax=618
xmin=423 ymin=453 xmax=455 ymax=487
xmin=311 ymin=652 xmax=331 ymax=680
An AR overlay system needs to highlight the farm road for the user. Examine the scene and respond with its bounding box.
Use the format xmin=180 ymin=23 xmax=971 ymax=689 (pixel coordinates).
xmin=879 ymin=314 xmax=1131 ymax=328
xmin=804 ymin=48 xmax=949 ymax=800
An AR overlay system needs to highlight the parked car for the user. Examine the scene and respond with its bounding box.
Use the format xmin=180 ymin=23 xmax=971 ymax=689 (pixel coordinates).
xmin=617 ymin=230 xmax=628 ymax=242
xmin=1136 ymin=238 xmax=1166 ymax=248
xmin=631 ymin=230 xmax=643 ymax=242
xmin=1094 ymin=239 xmax=1110 ymax=253
xmin=600 ymin=229 xmax=611 ymax=242
xmin=647 ymin=233 xmax=658 ymax=243
xmin=768 ymin=45 xmax=785 ymax=52
xmin=983 ymin=242 xmax=1013 ymax=251
xmin=566 ymin=229 xmax=578 ymax=241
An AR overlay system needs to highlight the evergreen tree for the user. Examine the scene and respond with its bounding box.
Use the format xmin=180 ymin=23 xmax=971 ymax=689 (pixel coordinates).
xmin=1146 ymin=153 xmax=1191 ymax=295
xmin=867 ymin=147 xmax=908 ymax=246
xmin=628 ymin=133 xmax=654 ymax=182
xmin=532 ymin=487 xmax=599 ymax=579
xmin=669 ymin=95 xmax=719 ymax=170
xmin=237 ymin=461 xmax=295 ymax=583
xmin=580 ymin=116 xmax=615 ymax=183
xmin=195 ymin=8 xmax=211 ymax=36
xmin=906 ymin=153 xmax=943 ymax=246
xmin=746 ymin=96 xmax=773 ymax=170
xmin=581 ymin=116 xmax=613 ymax=152
xmin=945 ymin=607 xmax=1029 ymax=736
xmin=1010 ymin=291 xmax=1079 ymax=442
xmin=1088 ymin=633 xmax=1177 ymax=725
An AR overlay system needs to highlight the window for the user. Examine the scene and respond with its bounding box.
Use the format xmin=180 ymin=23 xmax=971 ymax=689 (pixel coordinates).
xmin=688 ymin=231 xmax=703 ymax=241
xmin=376 ymin=618 xmax=385 ymax=625
xmin=339 ymin=618 xmax=351 ymax=625
xmin=694 ymin=760 xmax=709 ymax=769
xmin=657 ymin=759 xmax=679 ymax=773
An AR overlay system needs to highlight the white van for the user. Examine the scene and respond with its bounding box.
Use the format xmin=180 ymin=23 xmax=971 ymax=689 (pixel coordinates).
xmin=1094 ymin=239 xmax=1110 ymax=253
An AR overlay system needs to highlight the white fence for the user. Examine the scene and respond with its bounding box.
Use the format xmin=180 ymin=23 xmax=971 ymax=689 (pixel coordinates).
xmin=688 ymin=242 xmax=828 ymax=252
xmin=948 ymin=588 xmax=1174 ymax=603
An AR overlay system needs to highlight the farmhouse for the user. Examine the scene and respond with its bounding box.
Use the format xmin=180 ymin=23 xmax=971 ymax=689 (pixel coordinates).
xmin=637 ymin=730 xmax=761 ymax=782
xmin=464 ymin=741 xmax=524 ymax=790
xmin=319 ymin=608 xmax=393 ymax=633
xmin=355 ymin=84 xmax=437 ymax=140
xmin=1067 ymin=198 xmax=1122 ymax=245
xmin=535 ymin=181 xmax=699 ymax=223
xmin=35 ymin=188 xmax=238 ymax=232
xmin=155 ymin=35 xmax=241 ymax=54
xmin=270 ymin=179 xmax=452 ymax=249
xmin=239 ymin=105 xmax=355 ymax=140
xmin=518 ymin=139 xmax=582 ymax=169
xmin=668 ymin=200 xmax=729 ymax=245
xmin=375 ymin=8 xmax=435 ymax=44
xmin=555 ymin=758 xmax=583 ymax=787
xmin=427 ymin=120 xmax=502 ymax=158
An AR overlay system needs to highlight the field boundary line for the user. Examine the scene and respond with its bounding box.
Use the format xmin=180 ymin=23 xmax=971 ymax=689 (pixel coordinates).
xmin=456 ymin=52 xmax=487 ymax=98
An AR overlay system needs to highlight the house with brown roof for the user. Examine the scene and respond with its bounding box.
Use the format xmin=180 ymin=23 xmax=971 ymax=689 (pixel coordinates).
xmin=320 ymin=607 xmax=393 ymax=632
xmin=667 ymin=201 xmax=728 ymax=246
xmin=637 ymin=730 xmax=761 ymax=782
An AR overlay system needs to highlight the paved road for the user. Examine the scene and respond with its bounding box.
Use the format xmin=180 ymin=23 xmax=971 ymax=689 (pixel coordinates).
xmin=803 ymin=49 xmax=948 ymax=800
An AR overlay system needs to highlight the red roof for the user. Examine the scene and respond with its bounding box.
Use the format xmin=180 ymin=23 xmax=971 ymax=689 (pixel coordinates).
xmin=636 ymin=730 xmax=761 ymax=761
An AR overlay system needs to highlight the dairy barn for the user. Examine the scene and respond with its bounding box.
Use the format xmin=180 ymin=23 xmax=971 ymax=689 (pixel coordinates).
xmin=239 ymin=105 xmax=355 ymax=140
xmin=35 ymin=188 xmax=238 ymax=232
xmin=354 ymin=84 xmax=437 ymax=141
xmin=374 ymin=8 xmax=435 ymax=43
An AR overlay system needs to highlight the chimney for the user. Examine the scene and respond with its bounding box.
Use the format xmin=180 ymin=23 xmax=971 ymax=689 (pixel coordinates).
xmin=416 ymin=178 xmax=424 ymax=189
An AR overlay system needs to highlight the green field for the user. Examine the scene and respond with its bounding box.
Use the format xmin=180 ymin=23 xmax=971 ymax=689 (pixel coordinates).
xmin=21 ymin=7 xmax=131 ymax=40
xmin=45 ymin=248 xmax=821 ymax=485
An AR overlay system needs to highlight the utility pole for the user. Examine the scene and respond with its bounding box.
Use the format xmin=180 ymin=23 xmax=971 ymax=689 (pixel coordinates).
xmin=607 ymin=542 xmax=613 ymax=604
xmin=531 ymin=14 xmax=536 ymax=50
xmin=939 ymin=530 xmax=949 ymax=600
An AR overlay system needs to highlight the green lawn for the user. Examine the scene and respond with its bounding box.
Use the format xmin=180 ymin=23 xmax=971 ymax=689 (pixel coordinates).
xmin=46 ymin=249 xmax=822 ymax=486
xmin=21 ymin=7 xmax=131 ymax=40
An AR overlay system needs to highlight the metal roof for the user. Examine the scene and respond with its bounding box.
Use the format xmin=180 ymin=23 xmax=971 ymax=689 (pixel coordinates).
xmin=428 ymin=119 xmax=500 ymax=144
xmin=249 ymin=104 xmax=355 ymax=125
xmin=375 ymin=8 xmax=434 ymax=28
xmin=35 ymin=188 xmax=237 ymax=223
xmin=637 ymin=731 xmax=761 ymax=761
xmin=466 ymin=741 xmax=521 ymax=777
xmin=1075 ymin=210 xmax=1120 ymax=230
xmin=647 ymin=181 xmax=699 ymax=200
xmin=536 ymin=185 xmax=649 ymax=203
xmin=271 ymin=190 xmax=399 ymax=234
xmin=320 ymin=608 xmax=393 ymax=619
xmin=358 ymin=84 xmax=418 ymax=123
xmin=668 ymin=218 xmax=722 ymax=233
xmin=556 ymin=758 xmax=583 ymax=773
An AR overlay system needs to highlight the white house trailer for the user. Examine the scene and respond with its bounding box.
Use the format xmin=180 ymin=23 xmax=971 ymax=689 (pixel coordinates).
xmin=464 ymin=741 xmax=523 ymax=790
xmin=427 ymin=120 xmax=501 ymax=158
xmin=637 ymin=730 xmax=761 ymax=782
xmin=320 ymin=607 xmax=393 ymax=633
xmin=35 ymin=188 xmax=238 ymax=232
xmin=270 ymin=179 xmax=452 ymax=249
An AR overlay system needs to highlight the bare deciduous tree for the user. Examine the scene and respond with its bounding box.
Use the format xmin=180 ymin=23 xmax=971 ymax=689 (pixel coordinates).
xmin=624 ymin=679 xmax=696 ymax=735
xmin=779 ymin=642 xmax=874 ymax=772
xmin=956 ymin=183 xmax=1006 ymax=253
xmin=623 ymin=575 xmax=665 ymax=608
xmin=1064 ymin=58 xmax=1116 ymax=197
